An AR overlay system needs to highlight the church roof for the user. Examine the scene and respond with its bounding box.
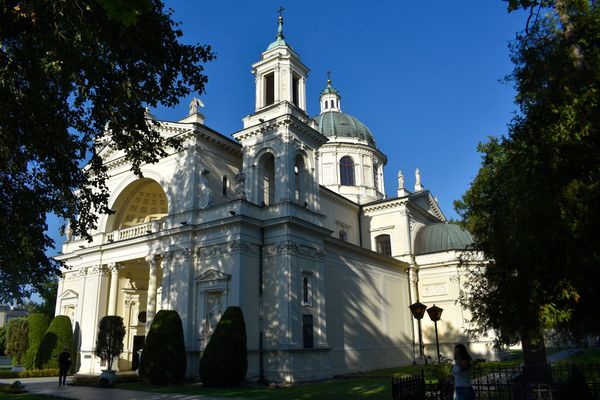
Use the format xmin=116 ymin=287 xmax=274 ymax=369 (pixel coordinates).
xmin=313 ymin=111 xmax=377 ymax=147
xmin=414 ymin=223 xmax=473 ymax=255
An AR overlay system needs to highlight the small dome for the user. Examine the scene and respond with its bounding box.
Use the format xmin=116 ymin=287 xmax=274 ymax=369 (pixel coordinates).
xmin=313 ymin=111 xmax=377 ymax=147
xmin=414 ymin=223 xmax=474 ymax=255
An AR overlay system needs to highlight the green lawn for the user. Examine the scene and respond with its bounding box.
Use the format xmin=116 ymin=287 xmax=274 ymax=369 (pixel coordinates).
xmin=117 ymin=378 xmax=391 ymax=400
xmin=562 ymin=347 xmax=600 ymax=363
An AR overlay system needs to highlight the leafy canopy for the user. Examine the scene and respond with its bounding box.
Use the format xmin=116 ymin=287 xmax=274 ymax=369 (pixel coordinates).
xmin=456 ymin=0 xmax=600 ymax=346
xmin=0 ymin=0 xmax=214 ymax=302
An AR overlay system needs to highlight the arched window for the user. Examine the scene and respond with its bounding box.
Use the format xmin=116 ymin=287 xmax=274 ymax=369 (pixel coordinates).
xmin=295 ymin=154 xmax=305 ymax=204
xmin=222 ymin=176 xmax=228 ymax=196
xmin=375 ymin=234 xmax=392 ymax=256
xmin=325 ymin=100 xmax=329 ymax=109
xmin=373 ymin=163 xmax=379 ymax=190
xmin=259 ymin=153 xmax=275 ymax=206
xmin=339 ymin=156 xmax=355 ymax=186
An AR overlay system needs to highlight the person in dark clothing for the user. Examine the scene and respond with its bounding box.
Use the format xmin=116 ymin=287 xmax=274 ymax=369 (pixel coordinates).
xmin=58 ymin=348 xmax=71 ymax=386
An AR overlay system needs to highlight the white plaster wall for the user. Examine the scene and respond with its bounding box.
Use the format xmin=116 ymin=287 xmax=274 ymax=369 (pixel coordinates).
xmin=324 ymin=240 xmax=412 ymax=375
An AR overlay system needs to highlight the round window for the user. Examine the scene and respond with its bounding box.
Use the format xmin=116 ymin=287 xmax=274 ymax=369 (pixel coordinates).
xmin=138 ymin=311 xmax=147 ymax=324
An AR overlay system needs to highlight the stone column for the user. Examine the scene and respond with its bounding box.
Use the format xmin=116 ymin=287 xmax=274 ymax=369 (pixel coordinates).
xmin=160 ymin=252 xmax=172 ymax=310
xmin=145 ymin=255 xmax=158 ymax=331
xmin=107 ymin=262 xmax=122 ymax=316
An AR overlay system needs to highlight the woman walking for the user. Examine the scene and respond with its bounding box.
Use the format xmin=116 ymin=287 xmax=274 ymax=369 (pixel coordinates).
xmin=452 ymin=344 xmax=475 ymax=400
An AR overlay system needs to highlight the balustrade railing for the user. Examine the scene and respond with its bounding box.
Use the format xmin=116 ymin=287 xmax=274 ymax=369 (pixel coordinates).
xmin=105 ymin=220 xmax=163 ymax=243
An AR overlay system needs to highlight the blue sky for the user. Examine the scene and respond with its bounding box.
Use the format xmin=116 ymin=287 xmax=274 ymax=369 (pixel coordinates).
xmin=46 ymin=1 xmax=528 ymax=254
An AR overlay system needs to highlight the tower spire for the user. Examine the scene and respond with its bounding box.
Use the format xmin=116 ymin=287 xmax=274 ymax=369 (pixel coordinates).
xmin=276 ymin=6 xmax=285 ymax=40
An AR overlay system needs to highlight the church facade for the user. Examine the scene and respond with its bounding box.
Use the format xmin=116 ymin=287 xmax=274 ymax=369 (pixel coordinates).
xmin=55 ymin=16 xmax=494 ymax=382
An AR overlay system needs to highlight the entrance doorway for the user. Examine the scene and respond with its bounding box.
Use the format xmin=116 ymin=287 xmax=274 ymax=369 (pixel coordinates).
xmin=131 ymin=335 xmax=145 ymax=370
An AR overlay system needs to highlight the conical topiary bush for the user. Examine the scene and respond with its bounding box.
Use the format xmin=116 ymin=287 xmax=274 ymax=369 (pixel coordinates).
xmin=199 ymin=306 xmax=247 ymax=387
xmin=139 ymin=310 xmax=186 ymax=385
xmin=36 ymin=315 xmax=73 ymax=370
xmin=24 ymin=313 xmax=48 ymax=369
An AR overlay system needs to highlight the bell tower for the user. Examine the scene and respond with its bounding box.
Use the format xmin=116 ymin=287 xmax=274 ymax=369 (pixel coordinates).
xmin=234 ymin=13 xmax=326 ymax=210
xmin=247 ymin=13 xmax=309 ymax=122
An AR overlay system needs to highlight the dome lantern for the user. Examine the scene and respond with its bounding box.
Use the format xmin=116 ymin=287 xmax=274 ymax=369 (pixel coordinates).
xmin=320 ymin=74 xmax=341 ymax=113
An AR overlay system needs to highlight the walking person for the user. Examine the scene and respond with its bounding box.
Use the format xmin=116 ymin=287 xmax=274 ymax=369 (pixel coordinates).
xmin=58 ymin=348 xmax=71 ymax=386
xmin=452 ymin=344 xmax=475 ymax=400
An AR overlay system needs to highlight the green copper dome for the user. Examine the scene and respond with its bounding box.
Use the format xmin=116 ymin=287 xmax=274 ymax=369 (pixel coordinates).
xmin=313 ymin=111 xmax=377 ymax=147
xmin=413 ymin=223 xmax=474 ymax=255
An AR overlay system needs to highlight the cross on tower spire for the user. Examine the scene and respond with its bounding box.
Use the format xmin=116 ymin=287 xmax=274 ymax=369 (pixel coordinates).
xmin=276 ymin=6 xmax=285 ymax=40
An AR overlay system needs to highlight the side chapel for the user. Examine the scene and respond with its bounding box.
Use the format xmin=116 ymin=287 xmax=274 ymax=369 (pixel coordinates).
xmin=55 ymin=15 xmax=491 ymax=382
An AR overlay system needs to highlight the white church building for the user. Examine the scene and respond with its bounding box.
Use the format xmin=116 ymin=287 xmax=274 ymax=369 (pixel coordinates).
xmin=55 ymin=16 xmax=493 ymax=382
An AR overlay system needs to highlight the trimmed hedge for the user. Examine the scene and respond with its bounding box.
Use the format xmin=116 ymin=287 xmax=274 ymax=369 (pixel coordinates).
xmin=0 ymin=325 xmax=6 ymax=356
xmin=36 ymin=315 xmax=73 ymax=370
xmin=0 ymin=369 xmax=59 ymax=379
xmin=5 ymin=318 xmax=29 ymax=366
xmin=199 ymin=306 xmax=247 ymax=387
xmin=139 ymin=310 xmax=186 ymax=385
xmin=24 ymin=313 xmax=49 ymax=369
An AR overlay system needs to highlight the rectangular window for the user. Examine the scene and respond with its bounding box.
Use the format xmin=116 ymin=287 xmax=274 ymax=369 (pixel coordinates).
xmin=302 ymin=275 xmax=310 ymax=304
xmin=265 ymin=73 xmax=275 ymax=106
xmin=302 ymin=314 xmax=314 ymax=348
xmin=292 ymin=75 xmax=299 ymax=106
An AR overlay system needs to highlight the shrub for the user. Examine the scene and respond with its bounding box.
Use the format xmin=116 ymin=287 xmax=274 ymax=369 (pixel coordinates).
xmin=36 ymin=315 xmax=73 ymax=370
xmin=0 ymin=325 xmax=6 ymax=356
xmin=139 ymin=310 xmax=186 ymax=385
xmin=95 ymin=316 xmax=125 ymax=371
xmin=5 ymin=318 xmax=29 ymax=366
xmin=199 ymin=306 xmax=247 ymax=387
xmin=24 ymin=314 xmax=49 ymax=369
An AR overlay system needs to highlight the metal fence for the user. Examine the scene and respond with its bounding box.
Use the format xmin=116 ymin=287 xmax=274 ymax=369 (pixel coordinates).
xmin=392 ymin=363 xmax=600 ymax=400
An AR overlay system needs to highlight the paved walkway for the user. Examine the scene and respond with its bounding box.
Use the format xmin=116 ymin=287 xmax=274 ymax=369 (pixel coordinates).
xmin=0 ymin=377 xmax=246 ymax=399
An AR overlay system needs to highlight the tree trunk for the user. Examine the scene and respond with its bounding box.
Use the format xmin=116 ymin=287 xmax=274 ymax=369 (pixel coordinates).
xmin=521 ymin=331 xmax=552 ymax=383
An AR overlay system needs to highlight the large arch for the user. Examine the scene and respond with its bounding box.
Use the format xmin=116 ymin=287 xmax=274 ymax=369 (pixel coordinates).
xmin=104 ymin=178 xmax=169 ymax=232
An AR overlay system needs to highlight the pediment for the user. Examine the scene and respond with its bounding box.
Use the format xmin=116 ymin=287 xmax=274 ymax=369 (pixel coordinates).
xmin=60 ymin=289 xmax=79 ymax=299
xmin=196 ymin=268 xmax=231 ymax=282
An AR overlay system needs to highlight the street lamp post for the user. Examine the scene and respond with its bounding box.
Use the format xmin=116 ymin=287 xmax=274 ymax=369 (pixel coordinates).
xmin=426 ymin=304 xmax=444 ymax=364
xmin=408 ymin=301 xmax=427 ymax=365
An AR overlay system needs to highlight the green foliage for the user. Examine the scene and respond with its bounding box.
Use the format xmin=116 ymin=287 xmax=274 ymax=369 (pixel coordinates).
xmin=139 ymin=310 xmax=186 ymax=385
xmin=0 ymin=0 xmax=214 ymax=303
xmin=5 ymin=318 xmax=29 ymax=365
xmin=24 ymin=314 xmax=49 ymax=369
xmin=24 ymin=277 xmax=58 ymax=319
xmin=36 ymin=316 xmax=73 ymax=370
xmin=456 ymin=0 xmax=600 ymax=351
xmin=0 ymin=325 xmax=6 ymax=356
xmin=0 ymin=369 xmax=60 ymax=379
xmin=95 ymin=316 xmax=125 ymax=371
xmin=199 ymin=306 xmax=247 ymax=387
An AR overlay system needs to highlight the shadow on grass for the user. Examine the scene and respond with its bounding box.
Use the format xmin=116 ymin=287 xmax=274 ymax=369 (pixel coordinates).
xmin=116 ymin=378 xmax=391 ymax=400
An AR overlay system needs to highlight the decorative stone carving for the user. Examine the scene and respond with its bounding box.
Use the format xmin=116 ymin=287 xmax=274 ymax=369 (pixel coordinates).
xmin=234 ymin=170 xmax=247 ymax=200
xmin=189 ymin=97 xmax=204 ymax=115
xmin=199 ymin=241 xmax=259 ymax=257
xmin=197 ymin=168 xmax=213 ymax=209
xmin=264 ymin=240 xmax=325 ymax=259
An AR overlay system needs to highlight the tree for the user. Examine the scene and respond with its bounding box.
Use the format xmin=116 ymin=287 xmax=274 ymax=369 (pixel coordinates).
xmin=36 ymin=315 xmax=73 ymax=370
xmin=456 ymin=0 xmax=600 ymax=369
xmin=95 ymin=316 xmax=125 ymax=371
xmin=139 ymin=310 xmax=186 ymax=385
xmin=0 ymin=0 xmax=214 ymax=303
xmin=199 ymin=306 xmax=247 ymax=387
xmin=24 ymin=313 xmax=49 ymax=369
xmin=5 ymin=318 xmax=29 ymax=366
xmin=24 ymin=276 xmax=59 ymax=319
